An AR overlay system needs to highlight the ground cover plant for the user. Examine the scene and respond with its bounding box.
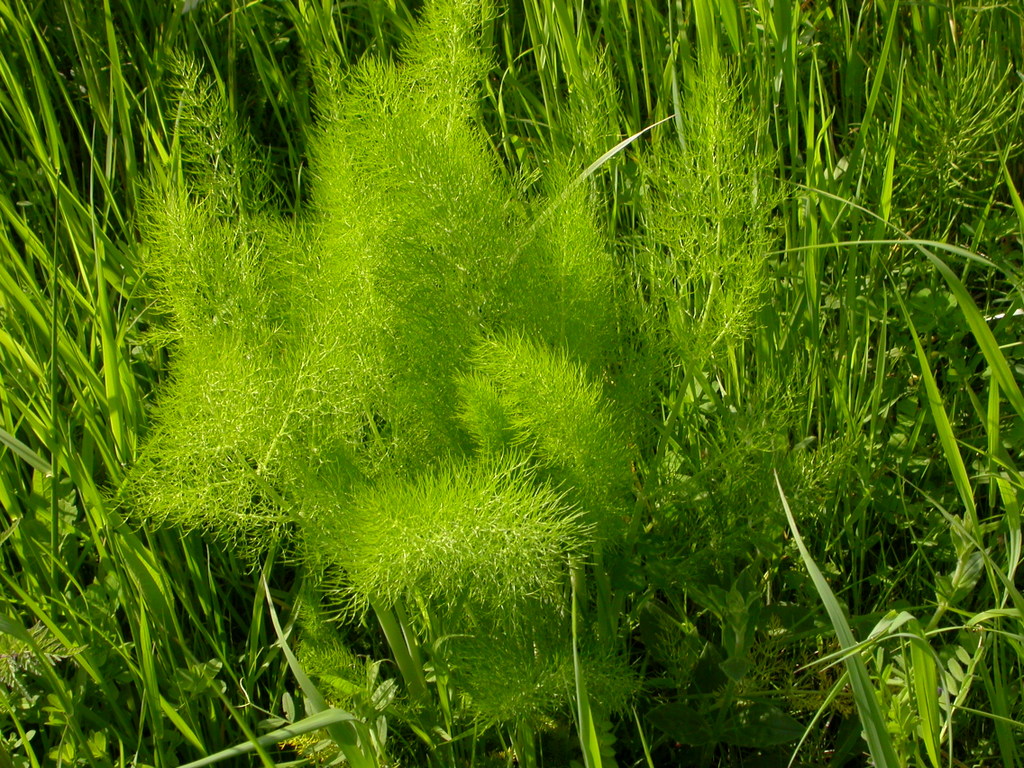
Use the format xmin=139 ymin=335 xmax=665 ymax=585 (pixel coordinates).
xmin=1 ymin=0 xmax=1022 ymax=766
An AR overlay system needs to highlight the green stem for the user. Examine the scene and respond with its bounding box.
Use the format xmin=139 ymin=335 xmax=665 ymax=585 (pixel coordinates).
xmin=49 ymin=186 xmax=60 ymax=590
xmin=513 ymin=719 xmax=538 ymax=768
xmin=371 ymin=599 xmax=431 ymax=709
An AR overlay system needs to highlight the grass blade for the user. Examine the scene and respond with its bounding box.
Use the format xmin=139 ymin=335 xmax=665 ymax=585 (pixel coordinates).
xmin=177 ymin=708 xmax=366 ymax=768
xmin=571 ymin=567 xmax=605 ymax=768
xmin=0 ymin=427 xmax=53 ymax=476
xmin=893 ymin=290 xmax=979 ymax=533
xmin=260 ymin=574 xmax=378 ymax=768
xmin=776 ymin=473 xmax=899 ymax=768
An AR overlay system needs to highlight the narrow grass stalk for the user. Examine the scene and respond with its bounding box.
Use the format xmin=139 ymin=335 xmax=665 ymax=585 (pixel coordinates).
xmin=776 ymin=473 xmax=899 ymax=768
xmin=571 ymin=565 xmax=605 ymax=768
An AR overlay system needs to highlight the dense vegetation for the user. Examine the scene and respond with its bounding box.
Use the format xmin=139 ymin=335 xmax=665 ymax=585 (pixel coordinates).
xmin=1 ymin=1 xmax=1022 ymax=766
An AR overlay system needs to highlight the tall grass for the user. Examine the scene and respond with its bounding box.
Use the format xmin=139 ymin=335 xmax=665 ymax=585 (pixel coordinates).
xmin=1 ymin=1 xmax=1022 ymax=766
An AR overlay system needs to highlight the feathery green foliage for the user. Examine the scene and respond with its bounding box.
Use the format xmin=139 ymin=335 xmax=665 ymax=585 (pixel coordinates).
xmin=640 ymin=56 xmax=781 ymax=371
xmin=123 ymin=3 xmax=653 ymax=760
xmin=464 ymin=333 xmax=634 ymax=536
xmin=0 ymin=621 xmax=80 ymax=699
xmin=312 ymin=455 xmax=587 ymax=615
